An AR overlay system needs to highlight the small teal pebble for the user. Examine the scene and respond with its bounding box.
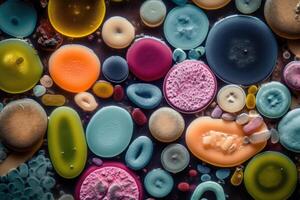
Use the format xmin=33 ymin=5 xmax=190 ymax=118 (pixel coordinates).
xmin=200 ymin=174 xmax=211 ymax=182
xmin=126 ymin=83 xmax=162 ymax=109
xmin=216 ymin=169 xmax=231 ymax=180
xmin=171 ymin=0 xmax=187 ymax=6
xmin=191 ymin=181 xmax=226 ymax=200
xmin=7 ymin=169 xmax=21 ymax=182
xmin=188 ymin=49 xmax=201 ymax=60
xmin=41 ymin=176 xmax=56 ymax=190
xmin=41 ymin=192 xmax=54 ymax=200
xmin=0 ymin=103 xmax=3 ymax=112
xmin=35 ymin=163 xmax=48 ymax=178
xmin=18 ymin=163 xmax=29 ymax=178
xmin=27 ymin=176 xmax=39 ymax=188
xmin=144 ymin=168 xmax=174 ymax=198
xmin=173 ymin=48 xmax=186 ymax=63
xmin=235 ymin=0 xmax=262 ymax=14
xmin=33 ymin=85 xmax=46 ymax=97
xmin=197 ymin=164 xmax=211 ymax=174
xmin=125 ymin=136 xmax=153 ymax=170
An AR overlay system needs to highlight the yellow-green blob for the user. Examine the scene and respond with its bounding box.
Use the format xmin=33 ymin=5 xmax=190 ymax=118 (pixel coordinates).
xmin=0 ymin=39 xmax=43 ymax=94
xmin=248 ymin=85 xmax=258 ymax=94
xmin=246 ymin=94 xmax=256 ymax=109
xmin=244 ymin=151 xmax=297 ymax=200
xmin=48 ymin=0 xmax=106 ymax=38
xmin=48 ymin=107 xmax=87 ymax=179
xmin=42 ymin=94 xmax=66 ymax=106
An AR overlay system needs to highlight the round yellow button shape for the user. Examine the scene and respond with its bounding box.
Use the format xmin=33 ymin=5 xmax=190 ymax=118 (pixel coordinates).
xmin=192 ymin=0 xmax=231 ymax=10
xmin=0 ymin=39 xmax=43 ymax=94
xmin=48 ymin=0 xmax=106 ymax=38
xmin=92 ymin=80 xmax=114 ymax=99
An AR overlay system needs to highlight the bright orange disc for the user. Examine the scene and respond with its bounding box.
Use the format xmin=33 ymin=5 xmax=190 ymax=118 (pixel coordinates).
xmin=49 ymin=44 xmax=101 ymax=93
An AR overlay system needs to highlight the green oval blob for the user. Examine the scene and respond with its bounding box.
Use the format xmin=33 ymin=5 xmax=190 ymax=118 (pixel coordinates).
xmin=48 ymin=107 xmax=87 ymax=179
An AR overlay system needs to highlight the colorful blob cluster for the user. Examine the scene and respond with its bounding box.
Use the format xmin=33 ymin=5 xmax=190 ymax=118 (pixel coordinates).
xmin=0 ymin=0 xmax=300 ymax=200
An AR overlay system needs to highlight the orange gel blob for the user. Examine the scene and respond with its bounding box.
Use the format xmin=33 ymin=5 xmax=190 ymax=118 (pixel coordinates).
xmin=185 ymin=117 xmax=267 ymax=167
xmin=49 ymin=45 xmax=101 ymax=93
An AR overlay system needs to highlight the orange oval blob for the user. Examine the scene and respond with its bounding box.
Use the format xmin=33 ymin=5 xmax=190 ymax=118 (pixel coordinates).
xmin=185 ymin=117 xmax=267 ymax=167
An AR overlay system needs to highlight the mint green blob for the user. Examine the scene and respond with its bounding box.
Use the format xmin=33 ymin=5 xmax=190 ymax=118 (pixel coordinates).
xmin=191 ymin=181 xmax=225 ymax=200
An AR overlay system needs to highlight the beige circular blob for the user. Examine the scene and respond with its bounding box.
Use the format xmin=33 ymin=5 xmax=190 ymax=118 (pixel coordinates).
xmin=0 ymin=99 xmax=47 ymax=152
xmin=102 ymin=16 xmax=135 ymax=49
xmin=149 ymin=107 xmax=185 ymax=142
xmin=140 ymin=0 xmax=167 ymax=27
xmin=192 ymin=0 xmax=231 ymax=10
xmin=264 ymin=0 xmax=300 ymax=39
xmin=74 ymin=92 xmax=98 ymax=112
xmin=288 ymin=40 xmax=300 ymax=57
xmin=217 ymin=85 xmax=246 ymax=113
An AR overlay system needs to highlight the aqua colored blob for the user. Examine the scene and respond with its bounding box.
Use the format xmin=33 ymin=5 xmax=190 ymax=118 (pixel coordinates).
xmin=127 ymin=83 xmax=162 ymax=109
xmin=171 ymin=0 xmax=187 ymax=6
xmin=42 ymin=192 xmax=54 ymax=200
xmin=27 ymin=176 xmax=39 ymax=188
xmin=173 ymin=48 xmax=187 ymax=63
xmin=164 ymin=4 xmax=209 ymax=50
xmin=278 ymin=108 xmax=300 ymax=152
xmin=235 ymin=0 xmax=262 ymax=14
xmin=0 ymin=0 xmax=37 ymax=38
xmin=125 ymin=136 xmax=153 ymax=170
xmin=33 ymin=85 xmax=46 ymax=97
xmin=18 ymin=164 xmax=29 ymax=178
xmin=188 ymin=49 xmax=201 ymax=60
xmin=41 ymin=176 xmax=56 ymax=190
xmin=200 ymin=174 xmax=211 ymax=182
xmin=197 ymin=164 xmax=211 ymax=174
xmin=36 ymin=163 xmax=48 ymax=179
xmin=7 ymin=169 xmax=21 ymax=182
xmin=86 ymin=106 xmax=133 ymax=157
xmin=216 ymin=169 xmax=231 ymax=180
xmin=256 ymin=81 xmax=291 ymax=118
xmin=191 ymin=181 xmax=226 ymax=200
xmin=144 ymin=168 xmax=174 ymax=198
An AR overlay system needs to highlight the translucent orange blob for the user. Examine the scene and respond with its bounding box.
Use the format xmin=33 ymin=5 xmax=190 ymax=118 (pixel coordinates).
xmin=48 ymin=0 xmax=106 ymax=38
xmin=49 ymin=45 xmax=101 ymax=93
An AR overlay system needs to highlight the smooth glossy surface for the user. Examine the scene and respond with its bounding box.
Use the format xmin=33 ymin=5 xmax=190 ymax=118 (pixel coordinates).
xmin=164 ymin=4 xmax=209 ymax=50
xmin=48 ymin=0 xmax=106 ymax=37
xmin=206 ymin=15 xmax=277 ymax=85
xmin=48 ymin=107 xmax=87 ymax=179
xmin=86 ymin=106 xmax=133 ymax=157
xmin=0 ymin=39 xmax=43 ymax=94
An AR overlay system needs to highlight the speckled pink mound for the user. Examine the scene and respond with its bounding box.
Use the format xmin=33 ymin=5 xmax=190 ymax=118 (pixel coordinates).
xmin=283 ymin=61 xmax=300 ymax=91
xmin=163 ymin=60 xmax=217 ymax=113
xmin=75 ymin=162 xmax=142 ymax=200
xmin=126 ymin=37 xmax=172 ymax=81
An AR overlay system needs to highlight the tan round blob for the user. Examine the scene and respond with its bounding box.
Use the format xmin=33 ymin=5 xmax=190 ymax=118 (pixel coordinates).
xmin=149 ymin=107 xmax=185 ymax=142
xmin=74 ymin=92 xmax=98 ymax=112
xmin=264 ymin=0 xmax=300 ymax=39
xmin=102 ymin=16 xmax=135 ymax=49
xmin=0 ymin=99 xmax=47 ymax=152
xmin=192 ymin=0 xmax=231 ymax=10
xmin=288 ymin=40 xmax=300 ymax=57
xmin=217 ymin=85 xmax=246 ymax=113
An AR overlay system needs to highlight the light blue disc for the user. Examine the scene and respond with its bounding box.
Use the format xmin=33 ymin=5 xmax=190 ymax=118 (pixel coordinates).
xmin=86 ymin=106 xmax=133 ymax=157
xmin=164 ymin=4 xmax=209 ymax=50
xmin=0 ymin=0 xmax=37 ymax=38
xmin=235 ymin=0 xmax=262 ymax=14
xmin=256 ymin=81 xmax=291 ymax=119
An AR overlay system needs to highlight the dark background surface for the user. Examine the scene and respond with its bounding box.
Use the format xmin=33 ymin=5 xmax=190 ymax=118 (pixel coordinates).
xmin=0 ymin=0 xmax=299 ymax=199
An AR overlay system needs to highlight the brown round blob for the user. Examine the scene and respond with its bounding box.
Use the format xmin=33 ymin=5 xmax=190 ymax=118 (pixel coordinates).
xmin=288 ymin=40 xmax=300 ymax=57
xmin=264 ymin=0 xmax=300 ymax=39
xmin=0 ymin=99 xmax=48 ymax=152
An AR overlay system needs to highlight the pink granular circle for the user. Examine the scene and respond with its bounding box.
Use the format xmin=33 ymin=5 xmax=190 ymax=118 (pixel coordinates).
xmin=75 ymin=162 xmax=142 ymax=200
xmin=163 ymin=60 xmax=217 ymax=113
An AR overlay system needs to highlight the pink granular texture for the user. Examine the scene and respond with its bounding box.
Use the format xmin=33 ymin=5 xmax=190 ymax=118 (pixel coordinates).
xmin=164 ymin=60 xmax=217 ymax=113
xmin=78 ymin=166 xmax=140 ymax=200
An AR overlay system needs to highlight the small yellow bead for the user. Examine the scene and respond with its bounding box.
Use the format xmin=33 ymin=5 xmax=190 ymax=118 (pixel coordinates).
xmin=247 ymin=85 xmax=258 ymax=94
xmin=246 ymin=94 xmax=256 ymax=109
xmin=92 ymin=81 xmax=114 ymax=99
xmin=41 ymin=94 xmax=66 ymax=106
xmin=231 ymin=167 xmax=244 ymax=186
